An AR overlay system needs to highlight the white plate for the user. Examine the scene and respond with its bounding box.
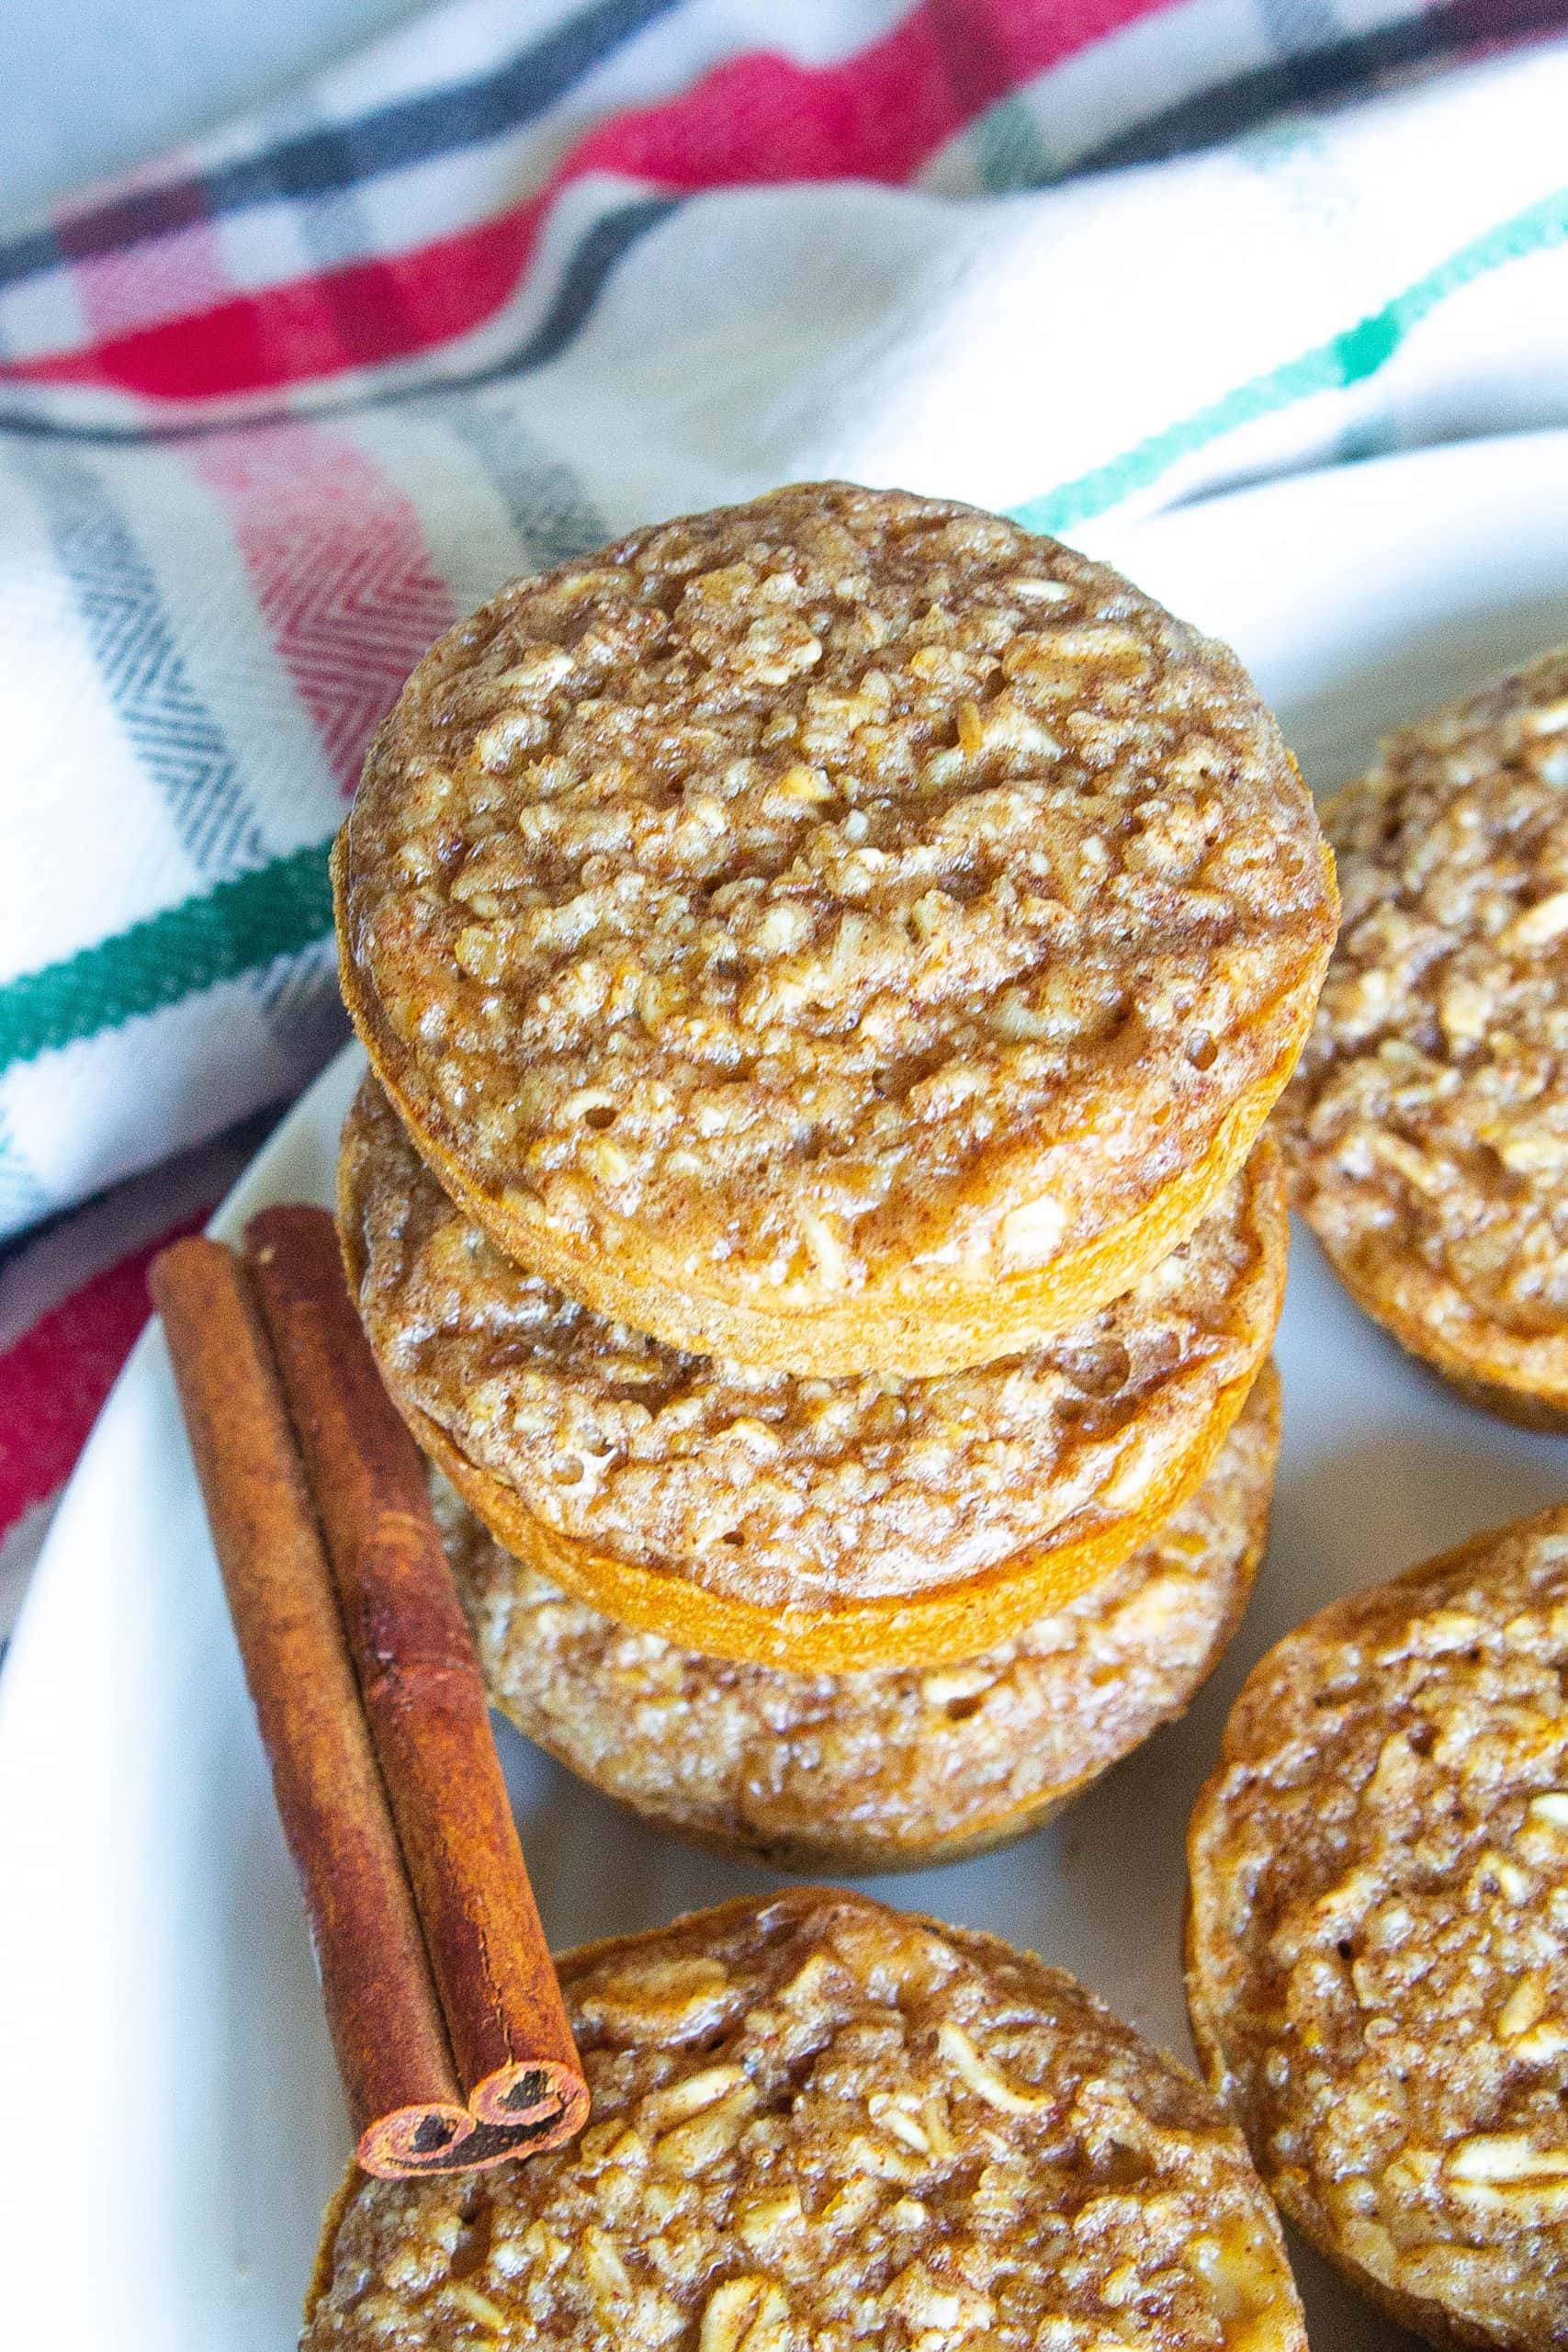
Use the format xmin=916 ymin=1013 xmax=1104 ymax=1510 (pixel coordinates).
xmin=6 ymin=430 xmax=1568 ymax=2348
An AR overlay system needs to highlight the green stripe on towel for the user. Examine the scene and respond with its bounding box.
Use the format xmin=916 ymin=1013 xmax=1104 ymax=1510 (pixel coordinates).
xmin=0 ymin=838 xmax=334 ymax=1073
xmin=1010 ymin=184 xmax=1568 ymax=536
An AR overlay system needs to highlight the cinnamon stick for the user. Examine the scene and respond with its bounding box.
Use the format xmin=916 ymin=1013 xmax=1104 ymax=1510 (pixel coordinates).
xmin=151 ymin=1230 xmax=588 ymax=2177
xmin=151 ymin=1238 xmax=467 ymax=2173
xmin=244 ymin=1204 xmax=588 ymax=2146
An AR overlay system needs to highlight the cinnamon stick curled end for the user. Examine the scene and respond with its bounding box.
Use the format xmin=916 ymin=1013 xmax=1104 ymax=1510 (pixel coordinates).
xmin=360 ymin=2064 xmax=591 ymax=2178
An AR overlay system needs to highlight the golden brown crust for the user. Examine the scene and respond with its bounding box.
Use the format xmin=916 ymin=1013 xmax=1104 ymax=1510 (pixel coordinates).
xmin=1280 ymin=644 xmax=1568 ymax=1419
xmin=337 ymin=481 xmax=1335 ymax=1378
xmin=306 ymin=1886 xmax=1306 ymax=2350
xmin=1187 ymin=1506 xmax=1568 ymax=2350
xmin=442 ymin=1366 xmax=1279 ymax=1870
xmin=340 ymin=1078 xmax=1287 ymax=1669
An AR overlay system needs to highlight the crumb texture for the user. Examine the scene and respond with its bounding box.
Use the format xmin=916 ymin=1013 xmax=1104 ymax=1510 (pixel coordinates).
xmin=1281 ymin=644 xmax=1568 ymax=1396
xmin=441 ymin=1370 xmax=1277 ymax=1864
xmin=344 ymin=1077 xmax=1282 ymax=1611
xmin=343 ymin=482 xmax=1331 ymax=1316
xmin=1189 ymin=1507 xmax=1568 ymax=2349
xmin=305 ymin=1888 xmax=1304 ymax=2351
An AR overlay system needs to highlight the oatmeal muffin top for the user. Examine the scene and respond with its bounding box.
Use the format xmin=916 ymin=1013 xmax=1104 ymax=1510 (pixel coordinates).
xmin=1188 ymin=1504 xmax=1568 ymax=2350
xmin=337 ymin=481 xmax=1333 ymax=1376
xmin=1281 ymin=644 xmax=1568 ymax=1410
xmin=443 ymin=1364 xmax=1278 ymax=1871
xmin=305 ymin=1887 xmax=1305 ymax=2352
xmin=342 ymin=1076 xmax=1284 ymax=1660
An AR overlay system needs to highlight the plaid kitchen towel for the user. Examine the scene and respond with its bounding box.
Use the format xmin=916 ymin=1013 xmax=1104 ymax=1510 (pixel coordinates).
xmin=3 ymin=0 xmax=1568 ymax=1632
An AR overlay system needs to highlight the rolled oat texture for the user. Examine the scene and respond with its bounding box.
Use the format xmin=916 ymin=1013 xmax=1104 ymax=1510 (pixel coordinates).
xmin=1189 ymin=1504 xmax=1568 ymax=2349
xmin=340 ymin=1073 xmax=1286 ymax=1668
xmin=306 ymin=1886 xmax=1306 ymax=2350
xmin=337 ymin=481 xmax=1334 ymax=1378
xmin=440 ymin=1365 xmax=1280 ymax=1869
xmin=1280 ymin=642 xmax=1568 ymax=1422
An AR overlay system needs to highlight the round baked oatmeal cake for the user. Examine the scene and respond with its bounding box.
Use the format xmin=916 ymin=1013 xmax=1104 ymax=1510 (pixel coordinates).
xmin=442 ymin=1363 xmax=1279 ymax=1871
xmin=304 ymin=1886 xmax=1306 ymax=2351
xmin=335 ymin=481 xmax=1335 ymax=1378
xmin=1280 ymin=644 xmax=1568 ymax=1426
xmin=341 ymin=1077 xmax=1287 ymax=1669
xmin=442 ymin=1366 xmax=1279 ymax=1869
xmin=1188 ymin=1503 xmax=1568 ymax=2350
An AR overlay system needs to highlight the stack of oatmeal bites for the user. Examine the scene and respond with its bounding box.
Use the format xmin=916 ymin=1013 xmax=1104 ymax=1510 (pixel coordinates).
xmin=333 ymin=483 xmax=1337 ymax=1871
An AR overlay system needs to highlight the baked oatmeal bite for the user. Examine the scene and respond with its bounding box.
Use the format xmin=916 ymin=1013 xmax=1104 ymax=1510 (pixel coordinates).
xmin=306 ymin=1887 xmax=1306 ymax=2350
xmin=1280 ymin=644 xmax=1568 ymax=1425
xmin=1189 ymin=1503 xmax=1568 ymax=2348
xmin=337 ymin=481 xmax=1334 ymax=1378
xmin=341 ymin=1075 xmax=1286 ymax=1669
xmin=440 ymin=1366 xmax=1279 ymax=1869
